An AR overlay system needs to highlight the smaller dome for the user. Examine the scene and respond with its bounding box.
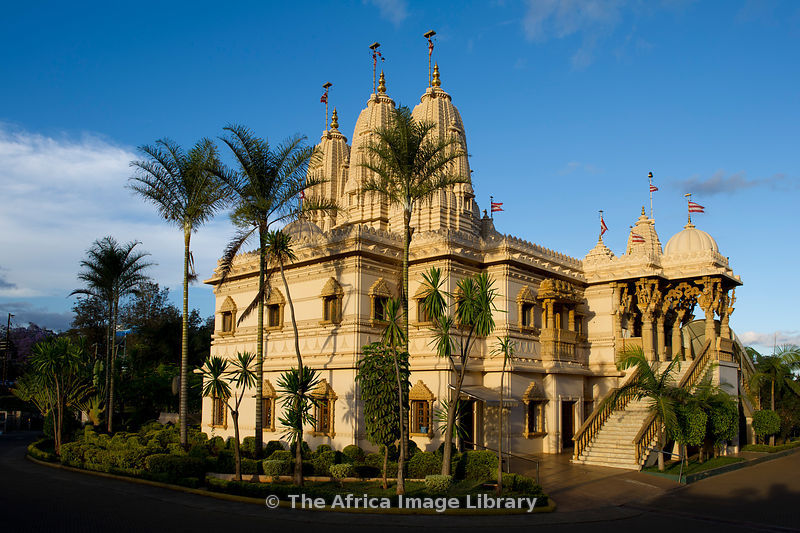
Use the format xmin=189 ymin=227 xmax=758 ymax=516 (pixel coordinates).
xmin=283 ymin=219 xmax=323 ymax=240
xmin=664 ymin=223 xmax=719 ymax=255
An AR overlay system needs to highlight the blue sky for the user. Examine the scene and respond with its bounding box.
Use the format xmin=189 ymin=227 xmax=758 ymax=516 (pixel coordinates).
xmin=0 ymin=0 xmax=798 ymax=353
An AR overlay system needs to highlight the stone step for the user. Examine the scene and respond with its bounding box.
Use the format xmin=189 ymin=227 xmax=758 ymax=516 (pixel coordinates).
xmin=580 ymin=448 xmax=638 ymax=461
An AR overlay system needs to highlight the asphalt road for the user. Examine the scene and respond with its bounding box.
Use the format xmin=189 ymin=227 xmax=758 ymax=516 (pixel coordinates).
xmin=1 ymin=432 xmax=798 ymax=532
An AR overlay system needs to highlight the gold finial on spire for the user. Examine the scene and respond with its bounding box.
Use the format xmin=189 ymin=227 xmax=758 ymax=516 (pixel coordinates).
xmin=378 ymin=71 xmax=386 ymax=94
xmin=330 ymin=108 xmax=339 ymax=130
xmin=641 ymin=206 xmax=646 ymax=216
xmin=432 ymin=63 xmax=441 ymax=87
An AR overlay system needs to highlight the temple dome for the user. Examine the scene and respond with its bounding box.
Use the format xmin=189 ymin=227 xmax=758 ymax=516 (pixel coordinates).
xmin=283 ymin=218 xmax=323 ymax=241
xmin=664 ymin=223 xmax=719 ymax=255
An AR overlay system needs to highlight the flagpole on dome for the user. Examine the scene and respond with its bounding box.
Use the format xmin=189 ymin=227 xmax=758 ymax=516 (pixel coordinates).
xmin=684 ymin=192 xmax=705 ymax=226
xmin=648 ymin=171 xmax=658 ymax=219
xmin=321 ymin=82 xmax=332 ymax=132
xmin=369 ymin=42 xmax=381 ymax=94
xmin=490 ymin=195 xmax=494 ymax=220
xmin=424 ymin=30 xmax=436 ymax=86
xmin=599 ymin=210 xmax=608 ymax=241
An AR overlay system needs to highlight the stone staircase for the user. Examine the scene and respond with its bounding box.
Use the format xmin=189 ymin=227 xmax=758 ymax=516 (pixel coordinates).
xmin=574 ymin=364 xmax=696 ymax=469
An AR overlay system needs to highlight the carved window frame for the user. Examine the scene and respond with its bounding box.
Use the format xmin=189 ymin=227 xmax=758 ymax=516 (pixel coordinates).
xmin=369 ymin=278 xmax=393 ymax=326
xmin=522 ymin=382 xmax=547 ymax=438
xmin=265 ymin=287 xmax=285 ymax=331
xmin=218 ymin=296 xmax=237 ymax=336
xmin=262 ymin=379 xmax=277 ymax=432
xmin=516 ymin=285 xmax=539 ymax=334
xmin=320 ymin=278 xmax=344 ymax=325
xmin=211 ymin=395 xmax=227 ymax=429
xmin=413 ymin=284 xmax=432 ymax=326
xmin=312 ymin=379 xmax=337 ymax=437
xmin=408 ymin=380 xmax=435 ymax=438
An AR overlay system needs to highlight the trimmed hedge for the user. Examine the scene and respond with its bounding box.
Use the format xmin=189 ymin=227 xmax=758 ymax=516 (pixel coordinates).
xmin=329 ymin=463 xmax=356 ymax=480
xmin=424 ymin=474 xmax=452 ymax=495
xmin=753 ymin=410 xmax=781 ymax=439
xmin=145 ymin=454 xmax=206 ymax=482
xmin=27 ymin=438 xmax=58 ymax=463
xmin=342 ymin=445 xmax=365 ymax=464
xmin=408 ymin=451 xmax=441 ymax=479
xmin=263 ymin=459 xmax=290 ymax=477
xmin=456 ymin=450 xmax=498 ymax=481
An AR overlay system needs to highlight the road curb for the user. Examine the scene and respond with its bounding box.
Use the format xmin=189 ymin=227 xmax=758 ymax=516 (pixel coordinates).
xmin=26 ymin=454 xmax=556 ymax=515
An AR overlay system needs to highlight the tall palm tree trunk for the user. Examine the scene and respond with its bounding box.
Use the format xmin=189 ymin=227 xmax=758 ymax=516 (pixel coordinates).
xmin=770 ymin=379 xmax=775 ymax=446
xmin=104 ymin=314 xmax=112 ymax=430
xmin=107 ymin=299 xmax=118 ymax=433
xmin=180 ymin=226 xmax=190 ymax=449
xmin=232 ymin=408 xmax=242 ymax=481
xmin=392 ymin=345 xmax=406 ymax=495
xmin=496 ymin=357 xmax=506 ymax=495
xmin=254 ymin=233 xmax=266 ymax=457
xmin=279 ymin=260 xmax=305 ymax=486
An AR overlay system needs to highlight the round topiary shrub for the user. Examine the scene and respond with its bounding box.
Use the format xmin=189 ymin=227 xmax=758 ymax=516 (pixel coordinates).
xmin=262 ymin=459 xmax=290 ymax=477
xmin=753 ymin=410 xmax=781 ymax=442
xmin=364 ymin=452 xmax=383 ymax=469
xmin=329 ymin=463 xmax=356 ymax=481
xmin=342 ymin=445 xmax=365 ymax=464
xmin=315 ymin=444 xmax=333 ymax=456
xmin=268 ymin=450 xmax=292 ymax=461
xmin=408 ymin=451 xmax=441 ymax=479
xmin=265 ymin=440 xmax=285 ymax=457
xmin=424 ymin=474 xmax=452 ymax=495
xmin=312 ymin=450 xmax=338 ymax=476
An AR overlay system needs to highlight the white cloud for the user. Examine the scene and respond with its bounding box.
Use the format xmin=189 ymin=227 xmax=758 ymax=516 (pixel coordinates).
xmin=738 ymin=330 xmax=800 ymax=349
xmin=365 ymin=0 xmax=408 ymax=25
xmin=0 ymin=125 xmax=230 ymax=315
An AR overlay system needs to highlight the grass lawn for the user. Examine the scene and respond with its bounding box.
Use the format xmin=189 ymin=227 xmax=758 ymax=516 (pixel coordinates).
xmin=644 ymin=455 xmax=744 ymax=475
xmin=741 ymin=440 xmax=800 ymax=453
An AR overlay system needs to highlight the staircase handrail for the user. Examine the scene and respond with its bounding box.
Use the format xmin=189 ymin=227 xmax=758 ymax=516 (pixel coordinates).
xmin=632 ymin=339 xmax=714 ymax=464
xmin=573 ymin=368 xmax=639 ymax=459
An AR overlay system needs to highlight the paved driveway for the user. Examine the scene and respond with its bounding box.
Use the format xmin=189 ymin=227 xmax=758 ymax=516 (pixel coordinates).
xmin=1 ymin=433 xmax=798 ymax=532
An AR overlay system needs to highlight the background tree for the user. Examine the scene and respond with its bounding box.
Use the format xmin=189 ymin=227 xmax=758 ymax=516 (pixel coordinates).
xmin=613 ymin=346 xmax=683 ymax=471
xmin=216 ymin=124 xmax=330 ymax=457
xmin=276 ymin=365 xmax=320 ymax=486
xmin=748 ymin=345 xmax=800 ymax=445
xmin=355 ymin=341 xmax=409 ymax=489
xmin=420 ymin=267 xmax=498 ymax=475
xmin=360 ymin=105 xmax=467 ymax=390
xmin=70 ymin=236 xmax=151 ymax=433
xmin=130 ymin=137 xmax=228 ymax=448
xmin=200 ymin=352 xmax=256 ymax=481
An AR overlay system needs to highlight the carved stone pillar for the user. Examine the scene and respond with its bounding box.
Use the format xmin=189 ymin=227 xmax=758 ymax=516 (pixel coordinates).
xmin=698 ymin=277 xmax=722 ymax=350
xmin=635 ymin=278 xmax=662 ymax=361
xmin=545 ymin=300 xmax=554 ymax=329
xmin=656 ymin=314 xmax=666 ymax=362
xmin=671 ymin=308 xmax=687 ymax=361
xmin=568 ymin=307 xmax=576 ymax=331
xmin=720 ymin=288 xmax=735 ymax=340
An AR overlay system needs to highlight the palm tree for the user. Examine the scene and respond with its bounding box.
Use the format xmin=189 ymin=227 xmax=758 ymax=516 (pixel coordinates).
xmin=379 ymin=297 xmax=409 ymax=494
xmin=420 ymin=267 xmax=498 ymax=475
xmin=216 ymin=124 xmax=332 ymax=457
xmin=748 ymin=345 xmax=800 ymax=445
xmin=276 ymin=365 xmax=320 ymax=486
xmin=15 ymin=337 xmax=94 ymax=454
xmin=71 ymin=236 xmax=151 ymax=433
xmin=200 ymin=352 xmax=257 ymax=481
xmin=360 ymin=104 xmax=468 ymax=374
xmin=129 ymin=137 xmax=229 ymax=449
xmin=613 ymin=346 xmax=684 ymax=471
xmin=492 ymin=336 xmax=515 ymax=495
xmin=265 ymin=229 xmax=306 ymax=482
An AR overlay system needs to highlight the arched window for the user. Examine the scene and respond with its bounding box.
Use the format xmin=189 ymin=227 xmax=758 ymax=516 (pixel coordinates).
xmin=265 ymin=287 xmax=285 ymax=330
xmin=218 ymin=296 xmax=237 ymax=336
xmin=516 ymin=285 xmax=538 ymax=333
xmin=369 ymin=278 xmax=393 ymax=324
xmin=409 ymin=380 xmax=435 ymax=437
xmin=312 ymin=379 xmax=337 ymax=437
xmin=522 ymin=381 xmax=547 ymax=438
xmin=262 ymin=379 xmax=277 ymax=432
xmin=320 ymin=278 xmax=343 ymax=325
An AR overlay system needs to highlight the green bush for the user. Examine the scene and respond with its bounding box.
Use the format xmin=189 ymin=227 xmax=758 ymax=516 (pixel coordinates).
xmin=342 ymin=445 xmax=365 ymax=464
xmin=407 ymin=439 xmax=420 ymax=458
xmin=145 ymin=454 xmax=206 ymax=481
xmin=753 ymin=410 xmax=781 ymax=440
xmin=27 ymin=438 xmax=58 ymax=463
xmin=268 ymin=450 xmax=292 ymax=462
xmin=329 ymin=463 xmax=356 ymax=480
xmin=354 ymin=464 xmax=381 ymax=478
xmin=408 ymin=451 xmax=441 ymax=479
xmin=501 ymin=473 xmax=543 ymax=495
xmin=262 ymin=459 xmax=290 ymax=477
xmin=188 ymin=444 xmax=210 ymax=460
xmin=291 ymin=440 xmax=312 ymax=458
xmin=709 ymin=401 xmax=738 ymax=446
xmin=241 ymin=437 xmax=256 ymax=458
xmin=312 ymin=450 xmax=338 ymax=476
xmin=208 ymin=436 xmax=225 ymax=454
xmin=315 ymin=444 xmax=333 ymax=456
xmin=265 ymin=440 xmax=285 ymax=457
xmin=59 ymin=441 xmax=85 ymax=466
xmin=424 ymin=474 xmax=452 ymax=495
xmin=673 ymin=404 xmax=707 ymax=447
xmin=456 ymin=450 xmax=498 ymax=481
xmin=379 ymin=443 xmax=398 ymax=461
xmin=364 ymin=452 xmax=384 ymax=469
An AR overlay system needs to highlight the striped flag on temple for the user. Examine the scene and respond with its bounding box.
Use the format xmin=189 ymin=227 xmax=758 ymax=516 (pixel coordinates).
xmin=491 ymin=201 xmax=504 ymax=213
xmin=688 ymin=201 xmax=705 ymax=213
xmin=631 ymin=233 xmax=645 ymax=244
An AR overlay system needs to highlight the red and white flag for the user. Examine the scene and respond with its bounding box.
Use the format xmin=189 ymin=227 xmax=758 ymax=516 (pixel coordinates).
xmin=631 ymin=233 xmax=645 ymax=244
xmin=491 ymin=201 xmax=503 ymax=213
xmin=600 ymin=217 xmax=608 ymax=236
xmin=688 ymin=201 xmax=704 ymax=213
xmin=428 ymin=38 xmax=434 ymax=57
xmin=649 ymin=184 xmax=658 ymax=192
xmin=320 ymin=92 xmax=328 ymax=104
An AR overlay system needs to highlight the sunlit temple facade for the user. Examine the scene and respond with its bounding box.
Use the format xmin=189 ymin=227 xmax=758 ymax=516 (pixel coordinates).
xmin=202 ymin=65 xmax=752 ymax=469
